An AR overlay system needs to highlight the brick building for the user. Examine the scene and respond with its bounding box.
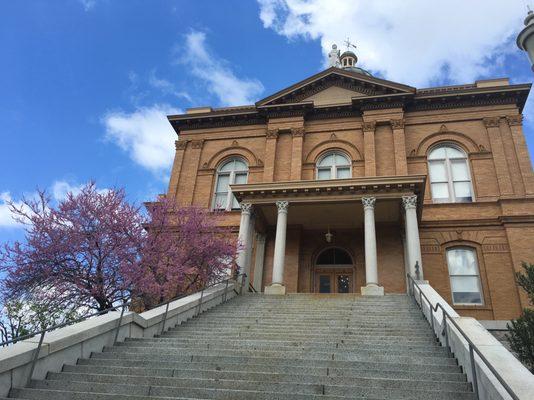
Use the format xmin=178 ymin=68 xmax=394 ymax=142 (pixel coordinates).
xmin=165 ymin=48 xmax=533 ymax=321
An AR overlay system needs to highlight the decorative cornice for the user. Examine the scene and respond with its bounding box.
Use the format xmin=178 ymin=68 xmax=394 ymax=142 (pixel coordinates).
xmin=483 ymin=117 xmax=500 ymax=128
xmin=362 ymin=121 xmax=376 ymax=132
xmin=291 ymin=127 xmax=305 ymax=137
xmin=190 ymin=139 xmax=204 ymax=149
xmin=506 ymin=115 xmax=523 ymax=126
xmin=175 ymin=140 xmax=188 ymax=150
xmin=266 ymin=129 xmax=279 ymax=139
xmin=390 ymin=118 xmax=405 ymax=130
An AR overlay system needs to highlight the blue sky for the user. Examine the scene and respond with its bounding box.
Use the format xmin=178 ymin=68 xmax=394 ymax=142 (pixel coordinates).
xmin=1 ymin=0 xmax=533 ymax=244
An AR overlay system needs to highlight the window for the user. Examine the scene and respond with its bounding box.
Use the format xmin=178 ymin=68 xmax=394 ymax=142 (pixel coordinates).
xmin=316 ymin=152 xmax=351 ymax=180
xmin=316 ymin=248 xmax=353 ymax=265
xmin=428 ymin=145 xmax=473 ymax=203
xmin=446 ymin=247 xmax=483 ymax=305
xmin=213 ymin=158 xmax=248 ymax=210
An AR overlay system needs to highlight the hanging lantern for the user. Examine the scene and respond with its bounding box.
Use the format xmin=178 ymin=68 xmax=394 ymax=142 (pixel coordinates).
xmin=325 ymin=227 xmax=333 ymax=243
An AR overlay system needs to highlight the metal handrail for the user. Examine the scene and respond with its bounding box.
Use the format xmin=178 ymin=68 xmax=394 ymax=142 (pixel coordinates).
xmin=1 ymin=273 xmax=245 ymax=386
xmin=407 ymin=273 xmax=519 ymax=400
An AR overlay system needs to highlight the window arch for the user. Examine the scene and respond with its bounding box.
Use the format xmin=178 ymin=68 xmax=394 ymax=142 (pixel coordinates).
xmin=316 ymin=151 xmax=351 ymax=180
xmin=315 ymin=247 xmax=353 ymax=266
xmin=213 ymin=157 xmax=248 ymax=210
xmin=446 ymin=247 xmax=483 ymax=305
xmin=428 ymin=144 xmax=473 ymax=203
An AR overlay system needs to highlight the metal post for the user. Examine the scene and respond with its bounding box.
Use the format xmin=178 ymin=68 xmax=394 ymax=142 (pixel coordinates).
xmin=27 ymin=331 xmax=46 ymax=386
xmin=240 ymin=274 xmax=246 ymax=295
xmin=430 ymin=306 xmax=435 ymax=338
xmin=415 ymin=261 xmax=420 ymax=280
xmin=469 ymin=345 xmax=480 ymax=399
xmin=443 ymin=314 xmax=450 ymax=355
xmin=418 ymin=286 xmax=423 ymax=310
xmin=113 ymin=303 xmax=127 ymax=344
xmin=197 ymin=288 xmax=205 ymax=317
xmin=160 ymin=302 xmax=170 ymax=336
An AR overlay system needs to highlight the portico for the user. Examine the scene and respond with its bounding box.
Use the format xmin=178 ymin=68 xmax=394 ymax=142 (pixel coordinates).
xmin=231 ymin=175 xmax=426 ymax=295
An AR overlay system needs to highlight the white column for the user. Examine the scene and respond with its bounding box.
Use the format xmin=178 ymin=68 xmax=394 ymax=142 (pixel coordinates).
xmin=361 ymin=197 xmax=384 ymax=296
xmin=252 ymin=233 xmax=266 ymax=291
xmin=265 ymin=201 xmax=289 ymax=295
xmin=236 ymin=203 xmax=252 ymax=281
xmin=402 ymin=195 xmax=424 ymax=280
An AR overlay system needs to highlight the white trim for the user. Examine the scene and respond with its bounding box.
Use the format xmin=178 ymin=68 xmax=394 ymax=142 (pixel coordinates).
xmin=213 ymin=157 xmax=249 ymax=211
xmin=315 ymin=151 xmax=352 ymax=180
xmin=446 ymin=246 xmax=484 ymax=306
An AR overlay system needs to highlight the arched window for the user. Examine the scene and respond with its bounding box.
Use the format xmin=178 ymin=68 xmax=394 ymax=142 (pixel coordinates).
xmin=316 ymin=151 xmax=351 ymax=180
xmin=213 ymin=158 xmax=248 ymax=211
xmin=316 ymin=248 xmax=353 ymax=265
xmin=446 ymin=247 xmax=483 ymax=305
xmin=428 ymin=145 xmax=473 ymax=203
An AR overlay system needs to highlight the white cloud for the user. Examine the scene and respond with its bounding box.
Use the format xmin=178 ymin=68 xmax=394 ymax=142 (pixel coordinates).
xmin=179 ymin=31 xmax=264 ymax=105
xmin=0 ymin=192 xmax=22 ymax=228
xmin=103 ymin=104 xmax=181 ymax=174
xmin=51 ymin=181 xmax=84 ymax=201
xmin=257 ymin=0 xmax=526 ymax=86
xmin=148 ymin=71 xmax=192 ymax=102
xmin=78 ymin=0 xmax=97 ymax=11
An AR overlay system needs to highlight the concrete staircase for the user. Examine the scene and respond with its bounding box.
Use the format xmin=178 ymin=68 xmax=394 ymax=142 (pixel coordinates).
xmin=8 ymin=294 xmax=475 ymax=399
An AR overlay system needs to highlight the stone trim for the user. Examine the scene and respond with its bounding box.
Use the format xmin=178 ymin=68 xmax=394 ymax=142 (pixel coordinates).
xmin=175 ymin=140 xmax=188 ymax=150
xmin=483 ymin=117 xmax=500 ymax=128
xmin=506 ymin=115 xmax=523 ymax=126
xmin=390 ymin=118 xmax=405 ymax=129
xmin=362 ymin=121 xmax=376 ymax=132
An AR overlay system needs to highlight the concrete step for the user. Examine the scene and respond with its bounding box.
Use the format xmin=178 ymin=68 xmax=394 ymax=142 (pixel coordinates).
xmin=29 ymin=377 xmax=475 ymax=400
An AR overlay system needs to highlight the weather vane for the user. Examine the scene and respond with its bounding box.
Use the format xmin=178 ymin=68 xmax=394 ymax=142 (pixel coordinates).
xmin=344 ymin=38 xmax=357 ymax=51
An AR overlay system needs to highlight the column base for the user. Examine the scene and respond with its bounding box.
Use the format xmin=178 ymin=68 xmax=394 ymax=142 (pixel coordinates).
xmin=361 ymin=284 xmax=384 ymax=296
xmin=265 ymin=284 xmax=286 ymax=295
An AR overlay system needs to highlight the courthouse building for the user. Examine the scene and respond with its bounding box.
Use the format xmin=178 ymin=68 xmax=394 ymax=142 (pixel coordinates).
xmin=165 ymin=47 xmax=534 ymax=321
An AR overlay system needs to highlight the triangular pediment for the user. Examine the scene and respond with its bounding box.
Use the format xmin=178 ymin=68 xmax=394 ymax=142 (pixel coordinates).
xmin=256 ymin=67 xmax=415 ymax=107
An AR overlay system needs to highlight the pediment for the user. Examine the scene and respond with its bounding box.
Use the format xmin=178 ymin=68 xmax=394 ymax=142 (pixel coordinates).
xmin=256 ymin=67 xmax=415 ymax=107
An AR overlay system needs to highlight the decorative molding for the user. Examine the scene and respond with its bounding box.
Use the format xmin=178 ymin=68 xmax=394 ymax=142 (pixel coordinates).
xmin=291 ymin=127 xmax=305 ymax=137
xmin=266 ymin=129 xmax=279 ymax=139
xmin=362 ymin=197 xmax=376 ymax=209
xmin=482 ymin=243 xmax=510 ymax=253
xmin=506 ymin=115 xmax=523 ymax=126
xmin=190 ymin=139 xmax=204 ymax=149
xmin=483 ymin=117 xmax=500 ymax=128
xmin=421 ymin=245 xmax=441 ymax=254
xmin=330 ymin=133 xmax=337 ymax=140
xmin=175 ymin=140 xmax=187 ymax=150
xmin=390 ymin=118 xmax=405 ymax=130
xmin=362 ymin=121 xmax=376 ymax=132
xmin=439 ymin=124 xmax=448 ymax=132
xmin=257 ymin=158 xmax=264 ymax=166
xmin=231 ymin=140 xmax=239 ymax=147
xmin=276 ymin=200 xmax=289 ymax=213
xmin=402 ymin=195 xmax=418 ymax=210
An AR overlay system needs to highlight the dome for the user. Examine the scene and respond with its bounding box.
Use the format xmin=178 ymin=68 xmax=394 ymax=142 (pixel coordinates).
xmin=340 ymin=50 xmax=357 ymax=59
xmin=343 ymin=66 xmax=373 ymax=77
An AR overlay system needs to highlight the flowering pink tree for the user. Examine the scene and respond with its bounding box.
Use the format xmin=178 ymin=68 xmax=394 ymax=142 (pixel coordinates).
xmin=0 ymin=183 xmax=144 ymax=312
xmin=125 ymin=198 xmax=238 ymax=308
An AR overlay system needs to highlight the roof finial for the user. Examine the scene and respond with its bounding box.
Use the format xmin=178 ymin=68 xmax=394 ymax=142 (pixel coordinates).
xmin=344 ymin=37 xmax=357 ymax=52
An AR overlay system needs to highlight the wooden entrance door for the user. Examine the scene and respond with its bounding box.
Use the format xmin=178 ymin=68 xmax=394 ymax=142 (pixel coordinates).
xmin=314 ymin=268 xmax=353 ymax=294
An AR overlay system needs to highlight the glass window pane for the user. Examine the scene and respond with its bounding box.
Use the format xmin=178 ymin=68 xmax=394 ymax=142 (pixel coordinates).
xmin=231 ymin=194 xmax=239 ymax=209
xmin=319 ymin=275 xmax=331 ymax=293
xmin=451 ymin=276 xmax=482 ymax=304
xmin=428 ymin=147 xmax=447 ymax=160
xmin=318 ymin=154 xmax=334 ymax=167
xmin=336 ymin=167 xmax=351 ymax=179
xmin=233 ymin=160 xmax=247 ymax=171
xmin=454 ymin=182 xmax=472 ymax=200
xmin=318 ymin=168 xmax=332 ymax=180
xmin=431 ymin=183 xmax=449 ymax=200
xmin=429 ymin=161 xmax=447 ymax=182
xmin=214 ymin=193 xmax=228 ymax=209
xmin=451 ymin=160 xmax=469 ymax=181
xmin=334 ymin=153 xmax=350 ymax=166
xmin=447 ymin=248 xmax=478 ymax=275
xmin=446 ymin=147 xmax=465 ymax=159
xmin=219 ymin=161 xmax=234 ymax=172
xmin=216 ymin=174 xmax=230 ymax=191
xmin=234 ymin=173 xmax=248 ymax=184
xmin=337 ymin=275 xmax=350 ymax=293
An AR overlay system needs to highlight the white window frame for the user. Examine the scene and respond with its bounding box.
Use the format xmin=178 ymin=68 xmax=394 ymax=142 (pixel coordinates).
xmin=212 ymin=158 xmax=248 ymax=211
xmin=428 ymin=144 xmax=474 ymax=203
xmin=316 ymin=151 xmax=352 ymax=180
xmin=446 ymin=247 xmax=484 ymax=306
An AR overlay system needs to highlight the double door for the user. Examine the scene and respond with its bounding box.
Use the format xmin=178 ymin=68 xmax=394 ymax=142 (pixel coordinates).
xmin=314 ymin=267 xmax=354 ymax=294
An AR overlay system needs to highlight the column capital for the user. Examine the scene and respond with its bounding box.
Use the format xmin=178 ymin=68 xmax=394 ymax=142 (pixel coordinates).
xmin=362 ymin=121 xmax=376 ymax=133
xmin=390 ymin=118 xmax=405 ymax=130
xmin=240 ymin=202 xmax=253 ymax=215
xmin=483 ymin=117 xmax=500 ymax=128
xmin=266 ymin=128 xmax=279 ymax=139
xmin=506 ymin=115 xmax=523 ymax=126
xmin=362 ymin=197 xmax=376 ymax=210
xmin=276 ymin=200 xmax=289 ymax=213
xmin=190 ymin=139 xmax=204 ymax=149
xmin=175 ymin=140 xmax=188 ymax=150
xmin=402 ymin=195 xmax=418 ymax=210
xmin=291 ymin=127 xmax=305 ymax=137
